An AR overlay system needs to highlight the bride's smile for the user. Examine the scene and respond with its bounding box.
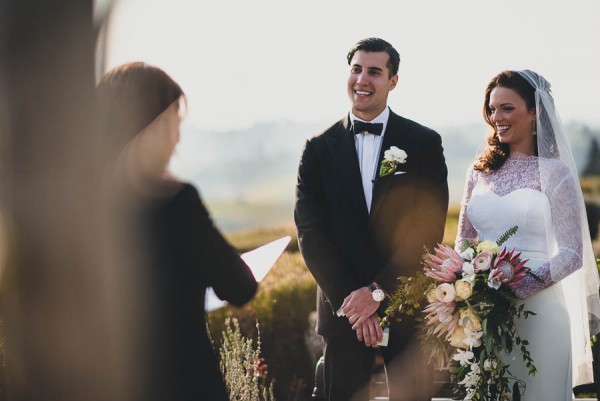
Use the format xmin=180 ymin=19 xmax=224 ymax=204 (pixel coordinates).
xmin=487 ymin=86 xmax=536 ymax=154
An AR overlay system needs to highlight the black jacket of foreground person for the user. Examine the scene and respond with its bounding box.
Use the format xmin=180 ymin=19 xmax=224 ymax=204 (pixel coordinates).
xmin=295 ymin=111 xmax=448 ymax=401
xmin=139 ymin=181 xmax=257 ymax=401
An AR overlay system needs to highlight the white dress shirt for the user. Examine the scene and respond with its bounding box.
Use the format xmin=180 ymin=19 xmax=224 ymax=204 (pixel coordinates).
xmin=350 ymin=107 xmax=390 ymax=213
xmin=336 ymin=107 xmax=390 ymax=318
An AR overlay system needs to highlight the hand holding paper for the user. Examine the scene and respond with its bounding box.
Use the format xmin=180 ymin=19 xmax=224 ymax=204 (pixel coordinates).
xmin=205 ymin=236 xmax=291 ymax=312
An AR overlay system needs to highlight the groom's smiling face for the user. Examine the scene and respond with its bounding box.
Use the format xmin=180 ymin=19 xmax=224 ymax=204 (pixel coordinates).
xmin=347 ymin=50 xmax=398 ymax=121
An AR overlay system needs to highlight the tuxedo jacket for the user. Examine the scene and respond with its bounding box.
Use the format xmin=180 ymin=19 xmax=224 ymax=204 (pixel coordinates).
xmin=295 ymin=110 xmax=448 ymax=337
xmin=140 ymin=182 xmax=257 ymax=400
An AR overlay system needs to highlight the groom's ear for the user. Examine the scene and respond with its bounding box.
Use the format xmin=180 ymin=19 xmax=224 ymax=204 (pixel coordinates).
xmin=389 ymin=74 xmax=398 ymax=90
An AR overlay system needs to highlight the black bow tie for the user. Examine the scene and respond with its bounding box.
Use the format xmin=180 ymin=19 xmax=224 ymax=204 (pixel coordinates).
xmin=352 ymin=120 xmax=383 ymax=136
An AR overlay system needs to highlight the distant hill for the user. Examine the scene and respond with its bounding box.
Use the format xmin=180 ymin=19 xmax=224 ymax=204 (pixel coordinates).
xmin=170 ymin=120 xmax=600 ymax=231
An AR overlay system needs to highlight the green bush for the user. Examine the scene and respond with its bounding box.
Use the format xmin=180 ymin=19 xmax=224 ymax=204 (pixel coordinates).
xmin=218 ymin=318 xmax=275 ymax=401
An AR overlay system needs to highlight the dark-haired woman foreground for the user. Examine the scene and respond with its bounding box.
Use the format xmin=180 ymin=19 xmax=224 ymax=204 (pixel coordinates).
xmin=98 ymin=62 xmax=257 ymax=400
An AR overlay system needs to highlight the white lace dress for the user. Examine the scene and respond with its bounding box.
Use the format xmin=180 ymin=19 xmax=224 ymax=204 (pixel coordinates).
xmin=456 ymin=153 xmax=583 ymax=401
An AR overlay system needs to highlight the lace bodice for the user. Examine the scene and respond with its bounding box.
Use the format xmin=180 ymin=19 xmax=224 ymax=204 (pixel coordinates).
xmin=455 ymin=153 xmax=583 ymax=298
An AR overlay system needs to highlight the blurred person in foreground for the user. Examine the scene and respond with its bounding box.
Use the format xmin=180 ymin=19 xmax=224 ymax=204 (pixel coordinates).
xmin=97 ymin=62 xmax=257 ymax=401
xmin=294 ymin=37 xmax=448 ymax=401
xmin=455 ymin=70 xmax=600 ymax=400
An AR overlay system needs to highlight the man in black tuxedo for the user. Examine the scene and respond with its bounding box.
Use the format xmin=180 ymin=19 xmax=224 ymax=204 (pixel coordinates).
xmin=294 ymin=38 xmax=448 ymax=401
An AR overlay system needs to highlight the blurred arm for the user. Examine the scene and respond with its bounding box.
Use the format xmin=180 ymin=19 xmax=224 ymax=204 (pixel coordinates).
xmin=184 ymin=185 xmax=258 ymax=306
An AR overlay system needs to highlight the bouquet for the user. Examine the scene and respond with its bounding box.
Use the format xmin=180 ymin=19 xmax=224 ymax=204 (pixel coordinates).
xmin=384 ymin=226 xmax=538 ymax=401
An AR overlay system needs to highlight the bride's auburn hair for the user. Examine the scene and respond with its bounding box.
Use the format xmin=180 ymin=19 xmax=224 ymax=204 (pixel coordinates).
xmin=474 ymin=70 xmax=536 ymax=173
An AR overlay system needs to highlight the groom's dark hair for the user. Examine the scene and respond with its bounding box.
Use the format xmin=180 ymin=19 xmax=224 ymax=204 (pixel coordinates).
xmin=346 ymin=37 xmax=400 ymax=78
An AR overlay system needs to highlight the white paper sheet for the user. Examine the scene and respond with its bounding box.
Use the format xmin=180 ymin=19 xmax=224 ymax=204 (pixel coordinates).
xmin=205 ymin=235 xmax=291 ymax=312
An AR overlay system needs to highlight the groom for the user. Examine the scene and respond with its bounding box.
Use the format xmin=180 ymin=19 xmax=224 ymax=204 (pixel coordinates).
xmin=294 ymin=38 xmax=448 ymax=401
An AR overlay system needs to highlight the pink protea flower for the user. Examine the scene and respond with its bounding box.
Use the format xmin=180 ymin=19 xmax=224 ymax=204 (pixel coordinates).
xmin=493 ymin=261 xmax=514 ymax=282
xmin=490 ymin=247 xmax=529 ymax=288
xmin=424 ymin=244 xmax=463 ymax=283
xmin=424 ymin=301 xmax=459 ymax=339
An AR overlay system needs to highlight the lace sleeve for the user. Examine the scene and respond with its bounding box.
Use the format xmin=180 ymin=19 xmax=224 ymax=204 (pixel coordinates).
xmin=513 ymin=171 xmax=583 ymax=298
xmin=455 ymin=165 xmax=478 ymax=251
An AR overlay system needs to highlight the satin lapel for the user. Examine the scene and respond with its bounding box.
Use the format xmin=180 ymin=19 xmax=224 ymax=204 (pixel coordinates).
xmin=326 ymin=117 xmax=369 ymax=220
xmin=369 ymin=113 xmax=413 ymax=223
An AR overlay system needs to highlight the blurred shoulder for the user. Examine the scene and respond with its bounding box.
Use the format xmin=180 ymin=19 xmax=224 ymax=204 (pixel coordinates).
xmin=171 ymin=181 xmax=203 ymax=205
xmin=150 ymin=179 xmax=203 ymax=208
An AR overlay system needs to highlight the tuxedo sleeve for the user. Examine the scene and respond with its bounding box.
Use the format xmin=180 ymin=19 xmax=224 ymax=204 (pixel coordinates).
xmin=180 ymin=185 xmax=258 ymax=307
xmin=294 ymin=138 xmax=360 ymax=313
xmin=374 ymin=131 xmax=449 ymax=295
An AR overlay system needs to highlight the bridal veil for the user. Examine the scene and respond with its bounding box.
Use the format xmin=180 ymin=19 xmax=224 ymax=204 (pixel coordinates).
xmin=518 ymin=69 xmax=600 ymax=386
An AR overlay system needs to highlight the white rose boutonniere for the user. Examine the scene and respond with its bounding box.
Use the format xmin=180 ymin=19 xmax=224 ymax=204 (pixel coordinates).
xmin=379 ymin=146 xmax=407 ymax=177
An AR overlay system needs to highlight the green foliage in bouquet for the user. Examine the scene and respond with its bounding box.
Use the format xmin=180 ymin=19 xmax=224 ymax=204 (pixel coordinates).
xmin=490 ymin=225 xmax=518 ymax=249
xmin=453 ymin=275 xmax=536 ymax=401
xmin=384 ymin=269 xmax=435 ymax=322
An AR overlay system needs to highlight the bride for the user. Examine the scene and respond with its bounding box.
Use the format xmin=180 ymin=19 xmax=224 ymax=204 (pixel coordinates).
xmin=455 ymin=70 xmax=600 ymax=400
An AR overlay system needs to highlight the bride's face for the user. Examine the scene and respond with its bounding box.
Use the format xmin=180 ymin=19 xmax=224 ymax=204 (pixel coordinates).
xmin=488 ymin=86 xmax=536 ymax=155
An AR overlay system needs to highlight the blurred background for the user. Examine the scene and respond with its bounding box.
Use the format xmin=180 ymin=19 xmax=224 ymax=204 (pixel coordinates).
xmin=101 ymin=1 xmax=600 ymax=399
xmin=101 ymin=0 xmax=600 ymax=230
xmin=1 ymin=0 xmax=599 ymax=400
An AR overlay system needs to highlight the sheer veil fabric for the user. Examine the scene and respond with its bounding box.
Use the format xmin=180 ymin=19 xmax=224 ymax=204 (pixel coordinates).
xmin=518 ymin=70 xmax=600 ymax=385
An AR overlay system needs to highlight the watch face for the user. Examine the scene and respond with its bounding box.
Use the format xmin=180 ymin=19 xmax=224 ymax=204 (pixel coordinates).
xmin=372 ymin=289 xmax=385 ymax=302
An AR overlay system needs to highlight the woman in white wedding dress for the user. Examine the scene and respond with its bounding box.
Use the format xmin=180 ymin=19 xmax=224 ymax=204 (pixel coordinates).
xmin=455 ymin=70 xmax=600 ymax=400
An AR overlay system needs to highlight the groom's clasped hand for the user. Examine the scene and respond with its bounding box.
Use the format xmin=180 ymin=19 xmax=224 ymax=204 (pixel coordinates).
xmin=340 ymin=286 xmax=383 ymax=347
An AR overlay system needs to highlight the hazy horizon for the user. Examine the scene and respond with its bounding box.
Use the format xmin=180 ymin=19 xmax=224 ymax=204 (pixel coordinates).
xmin=168 ymin=119 xmax=600 ymax=232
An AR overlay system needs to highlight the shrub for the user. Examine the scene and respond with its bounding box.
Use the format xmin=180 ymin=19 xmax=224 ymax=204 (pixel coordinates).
xmin=217 ymin=318 xmax=275 ymax=401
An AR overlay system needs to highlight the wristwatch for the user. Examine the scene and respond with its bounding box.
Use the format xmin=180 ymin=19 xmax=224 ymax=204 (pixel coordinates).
xmin=368 ymin=282 xmax=385 ymax=302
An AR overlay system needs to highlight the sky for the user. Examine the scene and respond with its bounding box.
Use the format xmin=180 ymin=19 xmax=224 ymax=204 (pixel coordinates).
xmin=102 ymin=0 xmax=600 ymax=133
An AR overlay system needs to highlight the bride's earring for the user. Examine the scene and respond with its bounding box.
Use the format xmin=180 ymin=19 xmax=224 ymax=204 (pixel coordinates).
xmin=532 ymin=129 xmax=537 ymax=136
